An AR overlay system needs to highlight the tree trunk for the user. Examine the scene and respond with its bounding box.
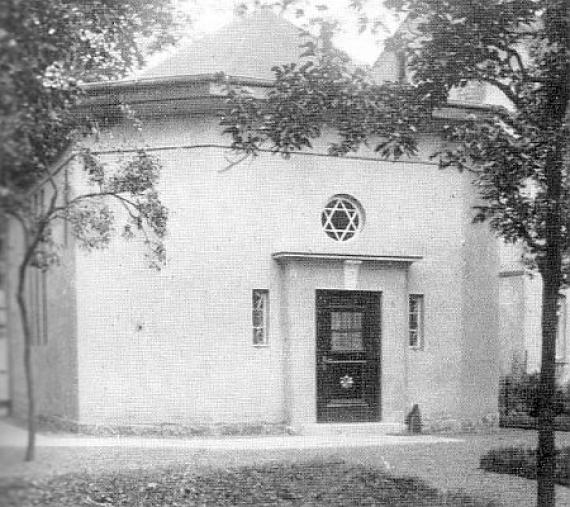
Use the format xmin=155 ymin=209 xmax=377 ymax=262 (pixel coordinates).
xmin=536 ymin=4 xmax=568 ymax=499
xmin=536 ymin=126 xmax=564 ymax=506
xmin=537 ymin=264 xmax=560 ymax=506
xmin=16 ymin=262 xmax=35 ymax=462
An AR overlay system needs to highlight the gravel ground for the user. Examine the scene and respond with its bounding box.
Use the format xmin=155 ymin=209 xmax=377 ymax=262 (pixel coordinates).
xmin=0 ymin=429 xmax=569 ymax=506
xmin=0 ymin=461 xmax=491 ymax=506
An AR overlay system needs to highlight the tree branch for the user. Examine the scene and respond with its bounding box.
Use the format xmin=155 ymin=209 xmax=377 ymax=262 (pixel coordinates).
xmin=219 ymin=152 xmax=251 ymax=172
xmin=480 ymin=76 xmax=524 ymax=110
xmin=116 ymin=196 xmax=141 ymax=222
xmin=507 ymin=47 xmax=526 ymax=77
xmin=40 ymin=166 xmax=60 ymax=227
xmin=50 ymin=191 xmax=140 ymax=217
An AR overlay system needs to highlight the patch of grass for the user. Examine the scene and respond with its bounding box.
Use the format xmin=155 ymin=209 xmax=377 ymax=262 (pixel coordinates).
xmin=0 ymin=461 xmax=493 ymax=506
xmin=480 ymin=446 xmax=570 ymax=487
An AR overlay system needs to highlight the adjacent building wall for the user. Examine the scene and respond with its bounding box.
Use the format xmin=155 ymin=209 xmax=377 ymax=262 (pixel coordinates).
xmin=498 ymin=241 xmax=570 ymax=386
xmin=6 ymin=165 xmax=79 ymax=423
xmin=0 ymin=222 xmax=9 ymax=414
xmin=521 ymin=277 xmax=569 ymax=384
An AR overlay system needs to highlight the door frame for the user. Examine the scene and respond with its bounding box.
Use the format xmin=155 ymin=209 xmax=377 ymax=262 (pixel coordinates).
xmin=315 ymin=289 xmax=382 ymax=423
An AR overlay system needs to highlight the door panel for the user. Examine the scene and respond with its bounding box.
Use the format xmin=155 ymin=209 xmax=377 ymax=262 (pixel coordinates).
xmin=316 ymin=290 xmax=381 ymax=423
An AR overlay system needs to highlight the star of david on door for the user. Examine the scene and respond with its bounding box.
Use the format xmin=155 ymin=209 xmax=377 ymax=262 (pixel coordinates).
xmin=340 ymin=374 xmax=355 ymax=389
xmin=321 ymin=195 xmax=364 ymax=241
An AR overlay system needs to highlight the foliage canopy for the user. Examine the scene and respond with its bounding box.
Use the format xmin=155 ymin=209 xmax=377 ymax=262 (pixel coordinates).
xmin=0 ymin=0 xmax=175 ymax=266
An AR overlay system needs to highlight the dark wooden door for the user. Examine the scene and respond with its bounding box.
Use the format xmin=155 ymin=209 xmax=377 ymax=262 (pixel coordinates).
xmin=316 ymin=290 xmax=381 ymax=423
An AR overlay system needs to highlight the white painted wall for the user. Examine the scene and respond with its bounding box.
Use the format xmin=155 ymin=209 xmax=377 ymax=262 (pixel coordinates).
xmin=70 ymin=113 xmax=501 ymax=426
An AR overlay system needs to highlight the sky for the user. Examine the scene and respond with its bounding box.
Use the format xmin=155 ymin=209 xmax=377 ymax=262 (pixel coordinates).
xmin=172 ymin=0 xmax=400 ymax=65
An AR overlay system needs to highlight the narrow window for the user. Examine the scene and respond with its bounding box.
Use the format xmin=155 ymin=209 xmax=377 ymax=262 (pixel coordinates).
xmin=64 ymin=168 xmax=70 ymax=246
xmin=252 ymin=289 xmax=269 ymax=346
xmin=27 ymin=263 xmax=48 ymax=345
xmin=39 ymin=190 xmax=47 ymax=344
xmin=27 ymin=190 xmax=48 ymax=346
xmin=35 ymin=268 xmax=41 ymax=344
xmin=409 ymin=294 xmax=424 ymax=349
xmin=556 ymin=294 xmax=567 ymax=363
xmin=41 ymin=269 xmax=48 ymax=345
xmin=30 ymin=192 xmax=40 ymax=345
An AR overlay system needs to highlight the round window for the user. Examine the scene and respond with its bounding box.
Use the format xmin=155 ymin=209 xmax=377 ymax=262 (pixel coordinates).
xmin=321 ymin=195 xmax=364 ymax=241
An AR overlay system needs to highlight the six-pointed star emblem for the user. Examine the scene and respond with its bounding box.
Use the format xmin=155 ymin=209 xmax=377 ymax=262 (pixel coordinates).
xmin=321 ymin=196 xmax=362 ymax=241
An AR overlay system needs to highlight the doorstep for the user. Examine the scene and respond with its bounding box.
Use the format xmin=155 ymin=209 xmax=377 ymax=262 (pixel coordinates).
xmin=298 ymin=422 xmax=406 ymax=436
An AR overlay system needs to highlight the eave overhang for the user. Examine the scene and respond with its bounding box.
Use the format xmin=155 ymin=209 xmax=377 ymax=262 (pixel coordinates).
xmin=272 ymin=252 xmax=422 ymax=266
xmin=81 ymin=74 xmax=502 ymax=121
xmin=83 ymin=73 xmax=273 ymax=94
xmin=81 ymin=74 xmax=270 ymax=117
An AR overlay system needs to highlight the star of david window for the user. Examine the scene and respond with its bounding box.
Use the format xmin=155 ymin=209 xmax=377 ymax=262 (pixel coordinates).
xmin=321 ymin=195 xmax=364 ymax=241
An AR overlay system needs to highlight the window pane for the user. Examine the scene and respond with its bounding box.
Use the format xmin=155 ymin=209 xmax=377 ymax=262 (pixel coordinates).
xmin=331 ymin=331 xmax=364 ymax=352
xmin=252 ymin=290 xmax=268 ymax=346
xmin=253 ymin=328 xmax=266 ymax=346
xmin=252 ymin=311 xmax=263 ymax=328
xmin=351 ymin=312 xmax=362 ymax=329
xmin=331 ymin=331 xmax=347 ymax=351
xmin=557 ymin=295 xmax=567 ymax=361
xmin=348 ymin=331 xmax=364 ymax=351
xmin=331 ymin=312 xmax=342 ymax=330
xmin=409 ymin=298 xmax=418 ymax=315
xmin=331 ymin=311 xmax=363 ymax=332
xmin=410 ymin=313 xmax=418 ymax=328
xmin=409 ymin=330 xmax=418 ymax=348
xmin=409 ymin=295 xmax=424 ymax=348
xmin=331 ymin=330 xmax=364 ymax=352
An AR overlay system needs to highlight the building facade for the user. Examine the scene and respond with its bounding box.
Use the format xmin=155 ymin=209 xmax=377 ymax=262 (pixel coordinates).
xmin=5 ymin=11 xmax=568 ymax=432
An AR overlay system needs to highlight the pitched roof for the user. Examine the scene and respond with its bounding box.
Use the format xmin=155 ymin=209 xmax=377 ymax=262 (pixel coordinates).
xmin=138 ymin=10 xmax=306 ymax=82
xmin=85 ymin=10 xmax=496 ymax=117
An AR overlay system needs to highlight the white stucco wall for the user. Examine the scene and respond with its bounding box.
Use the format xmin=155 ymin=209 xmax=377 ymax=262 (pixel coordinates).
xmin=71 ymin=113 xmax=501 ymax=426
